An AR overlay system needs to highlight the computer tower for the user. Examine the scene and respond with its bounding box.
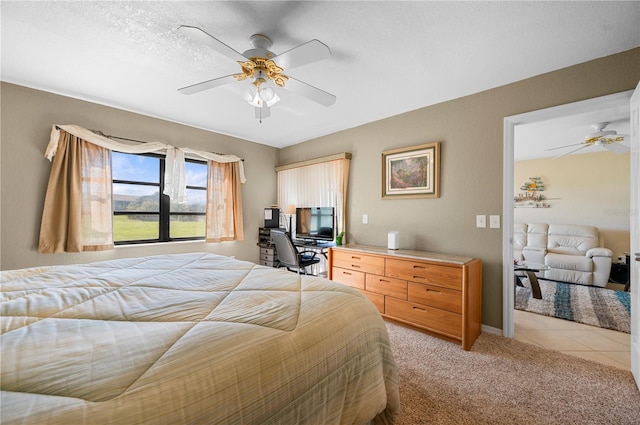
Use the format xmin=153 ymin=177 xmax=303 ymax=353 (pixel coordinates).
xmin=264 ymin=208 xmax=280 ymax=228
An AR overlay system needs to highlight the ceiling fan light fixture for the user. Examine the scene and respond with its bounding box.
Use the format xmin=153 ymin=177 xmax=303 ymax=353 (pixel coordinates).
xmin=259 ymin=82 xmax=277 ymax=104
xmin=243 ymin=76 xmax=280 ymax=109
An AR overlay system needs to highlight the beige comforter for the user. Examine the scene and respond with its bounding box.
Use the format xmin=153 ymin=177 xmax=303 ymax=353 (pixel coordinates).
xmin=1 ymin=252 xmax=399 ymax=424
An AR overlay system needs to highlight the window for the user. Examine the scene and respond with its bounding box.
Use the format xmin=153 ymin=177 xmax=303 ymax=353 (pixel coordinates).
xmin=276 ymin=153 xmax=351 ymax=239
xmin=112 ymin=152 xmax=207 ymax=244
xmin=40 ymin=126 xmax=245 ymax=254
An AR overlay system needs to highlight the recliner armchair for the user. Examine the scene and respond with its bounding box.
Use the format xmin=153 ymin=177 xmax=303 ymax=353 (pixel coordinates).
xmin=514 ymin=223 xmax=613 ymax=287
xmin=270 ymin=229 xmax=320 ymax=275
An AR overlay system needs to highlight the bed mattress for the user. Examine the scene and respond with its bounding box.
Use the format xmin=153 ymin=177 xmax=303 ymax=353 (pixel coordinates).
xmin=1 ymin=252 xmax=399 ymax=424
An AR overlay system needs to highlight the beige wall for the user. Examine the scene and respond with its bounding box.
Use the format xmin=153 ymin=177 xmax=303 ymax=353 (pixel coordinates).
xmin=2 ymin=48 xmax=638 ymax=330
xmin=278 ymin=47 xmax=640 ymax=329
xmin=514 ymin=152 xmax=630 ymax=260
xmin=0 ymin=83 xmax=278 ymax=270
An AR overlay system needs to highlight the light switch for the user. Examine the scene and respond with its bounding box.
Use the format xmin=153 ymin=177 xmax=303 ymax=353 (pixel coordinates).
xmin=362 ymin=214 xmax=368 ymax=224
xmin=476 ymin=215 xmax=486 ymax=228
xmin=490 ymin=215 xmax=501 ymax=229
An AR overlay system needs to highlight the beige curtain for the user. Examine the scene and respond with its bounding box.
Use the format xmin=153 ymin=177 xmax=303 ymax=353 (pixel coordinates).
xmin=39 ymin=131 xmax=113 ymax=253
xmin=276 ymin=156 xmax=350 ymax=239
xmin=206 ymin=161 xmax=244 ymax=242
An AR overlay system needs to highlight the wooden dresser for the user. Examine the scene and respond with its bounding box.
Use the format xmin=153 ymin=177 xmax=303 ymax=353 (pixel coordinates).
xmin=328 ymin=245 xmax=482 ymax=350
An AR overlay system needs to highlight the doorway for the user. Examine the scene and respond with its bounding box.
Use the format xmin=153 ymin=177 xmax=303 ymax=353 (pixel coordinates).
xmin=502 ymin=91 xmax=633 ymax=344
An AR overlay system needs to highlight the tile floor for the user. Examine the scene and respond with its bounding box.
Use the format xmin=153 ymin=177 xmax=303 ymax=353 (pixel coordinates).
xmin=514 ymin=309 xmax=631 ymax=371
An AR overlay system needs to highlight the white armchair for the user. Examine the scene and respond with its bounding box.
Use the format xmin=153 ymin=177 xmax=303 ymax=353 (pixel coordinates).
xmin=514 ymin=223 xmax=613 ymax=287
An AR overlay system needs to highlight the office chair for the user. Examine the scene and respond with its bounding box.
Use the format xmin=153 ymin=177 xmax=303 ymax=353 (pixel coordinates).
xmin=270 ymin=229 xmax=320 ymax=275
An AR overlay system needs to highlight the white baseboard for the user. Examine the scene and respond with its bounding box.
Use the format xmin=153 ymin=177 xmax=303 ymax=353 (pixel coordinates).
xmin=481 ymin=324 xmax=503 ymax=336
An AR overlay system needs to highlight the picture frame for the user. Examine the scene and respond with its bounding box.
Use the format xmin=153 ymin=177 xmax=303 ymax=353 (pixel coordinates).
xmin=382 ymin=142 xmax=440 ymax=199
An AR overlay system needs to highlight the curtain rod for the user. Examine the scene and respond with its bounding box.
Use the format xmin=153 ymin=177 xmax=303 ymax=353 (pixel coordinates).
xmin=54 ymin=126 xmax=243 ymax=161
xmin=91 ymin=130 xmax=244 ymax=161
xmin=275 ymin=152 xmax=351 ymax=172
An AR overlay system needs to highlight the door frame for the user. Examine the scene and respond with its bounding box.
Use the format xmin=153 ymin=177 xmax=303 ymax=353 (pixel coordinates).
xmin=629 ymin=81 xmax=639 ymax=388
xmin=502 ymin=90 xmax=634 ymax=338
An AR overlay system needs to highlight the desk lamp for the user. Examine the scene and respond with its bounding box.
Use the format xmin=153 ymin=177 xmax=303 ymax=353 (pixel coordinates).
xmin=285 ymin=205 xmax=296 ymax=234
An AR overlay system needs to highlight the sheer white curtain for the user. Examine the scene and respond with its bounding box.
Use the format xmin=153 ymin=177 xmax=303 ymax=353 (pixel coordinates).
xmin=277 ymin=155 xmax=350 ymax=240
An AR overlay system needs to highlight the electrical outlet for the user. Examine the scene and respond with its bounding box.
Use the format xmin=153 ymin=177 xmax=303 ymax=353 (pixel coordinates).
xmin=489 ymin=215 xmax=501 ymax=229
xmin=476 ymin=215 xmax=486 ymax=228
xmin=362 ymin=214 xmax=368 ymax=224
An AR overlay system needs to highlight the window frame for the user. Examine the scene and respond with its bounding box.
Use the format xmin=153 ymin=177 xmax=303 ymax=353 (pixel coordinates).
xmin=112 ymin=152 xmax=207 ymax=245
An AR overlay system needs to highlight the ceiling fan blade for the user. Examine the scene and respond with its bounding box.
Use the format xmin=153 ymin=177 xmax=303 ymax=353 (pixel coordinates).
xmin=273 ymin=39 xmax=331 ymax=70
xmin=283 ymin=77 xmax=336 ymax=106
xmin=552 ymin=144 xmax=588 ymax=160
xmin=178 ymin=25 xmax=247 ymax=63
xmin=178 ymin=74 xmax=238 ymax=95
xmin=603 ymin=140 xmax=630 ymax=154
xmin=545 ymin=142 xmax=585 ymax=151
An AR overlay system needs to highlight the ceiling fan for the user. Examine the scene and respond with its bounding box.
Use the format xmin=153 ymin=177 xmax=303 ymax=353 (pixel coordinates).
xmin=547 ymin=122 xmax=630 ymax=159
xmin=177 ymin=25 xmax=336 ymax=121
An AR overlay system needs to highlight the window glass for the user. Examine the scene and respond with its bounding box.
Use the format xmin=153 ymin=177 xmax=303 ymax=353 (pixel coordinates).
xmin=170 ymin=188 xmax=206 ymax=212
xmin=170 ymin=215 xmax=206 ymax=238
xmin=112 ymin=153 xmax=206 ymax=244
xmin=114 ymin=214 xmax=160 ymax=242
xmin=112 ymin=152 xmax=159 ymax=183
xmin=185 ymin=161 xmax=207 ymax=187
xmin=113 ymin=184 xmax=160 ymax=212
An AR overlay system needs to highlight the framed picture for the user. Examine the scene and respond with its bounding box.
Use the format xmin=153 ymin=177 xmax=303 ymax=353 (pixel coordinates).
xmin=382 ymin=142 xmax=440 ymax=199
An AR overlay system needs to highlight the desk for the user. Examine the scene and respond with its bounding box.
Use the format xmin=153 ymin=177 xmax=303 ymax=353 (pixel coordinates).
xmin=292 ymin=240 xmax=333 ymax=257
xmin=292 ymin=240 xmax=334 ymax=276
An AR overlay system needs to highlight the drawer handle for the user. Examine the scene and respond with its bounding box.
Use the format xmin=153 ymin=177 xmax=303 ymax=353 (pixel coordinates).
xmin=380 ymin=279 xmax=391 ymax=283
xmin=412 ymin=275 xmax=426 ymax=280
xmin=351 ymin=264 xmax=361 ymax=268
xmin=413 ymin=265 xmax=427 ymax=269
xmin=425 ymin=288 xmax=441 ymax=293
xmin=413 ymin=306 xmax=427 ymax=312
xmin=351 ymin=256 xmax=361 ymax=260
xmin=343 ymin=271 xmax=352 ymax=276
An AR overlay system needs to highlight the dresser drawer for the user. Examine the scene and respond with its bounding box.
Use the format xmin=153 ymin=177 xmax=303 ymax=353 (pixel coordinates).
xmin=408 ymin=282 xmax=461 ymax=314
xmin=365 ymin=275 xmax=407 ymax=300
xmin=386 ymin=259 xmax=462 ymax=290
xmin=385 ymin=297 xmax=462 ymax=339
xmin=260 ymin=253 xmax=276 ymax=262
xmin=333 ymin=251 xmax=385 ymax=275
xmin=332 ymin=266 xmax=366 ymax=290
xmin=360 ymin=290 xmax=385 ymax=314
xmin=260 ymin=247 xmax=276 ymax=256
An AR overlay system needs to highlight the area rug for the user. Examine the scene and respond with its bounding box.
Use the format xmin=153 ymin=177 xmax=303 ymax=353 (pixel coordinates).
xmin=515 ymin=279 xmax=630 ymax=333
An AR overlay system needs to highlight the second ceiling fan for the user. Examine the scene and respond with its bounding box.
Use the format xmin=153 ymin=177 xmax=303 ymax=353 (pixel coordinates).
xmin=177 ymin=25 xmax=336 ymax=121
xmin=547 ymin=122 xmax=630 ymax=159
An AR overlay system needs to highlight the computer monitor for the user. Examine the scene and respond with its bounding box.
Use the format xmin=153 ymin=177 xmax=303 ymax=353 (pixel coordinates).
xmin=295 ymin=207 xmax=335 ymax=242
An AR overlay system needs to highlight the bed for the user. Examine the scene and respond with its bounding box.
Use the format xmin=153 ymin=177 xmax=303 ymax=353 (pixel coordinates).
xmin=1 ymin=252 xmax=400 ymax=424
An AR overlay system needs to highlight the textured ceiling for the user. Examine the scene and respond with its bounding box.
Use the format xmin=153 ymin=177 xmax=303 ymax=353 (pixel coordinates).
xmin=1 ymin=1 xmax=639 ymax=155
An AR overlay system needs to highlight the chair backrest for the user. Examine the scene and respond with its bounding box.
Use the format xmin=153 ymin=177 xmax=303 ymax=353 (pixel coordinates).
xmin=525 ymin=223 xmax=549 ymax=250
xmin=547 ymin=224 xmax=600 ymax=255
xmin=270 ymin=229 xmax=299 ymax=268
xmin=513 ymin=223 xmax=528 ymax=261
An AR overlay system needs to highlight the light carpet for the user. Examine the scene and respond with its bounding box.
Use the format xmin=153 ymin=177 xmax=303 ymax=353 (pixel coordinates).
xmin=515 ymin=279 xmax=630 ymax=333
xmin=385 ymin=321 xmax=640 ymax=425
